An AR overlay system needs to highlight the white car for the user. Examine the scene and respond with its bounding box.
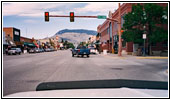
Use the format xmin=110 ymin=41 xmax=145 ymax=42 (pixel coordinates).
xmin=89 ymin=46 xmax=96 ymax=54
xmin=5 ymin=80 xmax=168 ymax=98
xmin=8 ymin=48 xmax=21 ymax=55
xmin=6 ymin=88 xmax=168 ymax=97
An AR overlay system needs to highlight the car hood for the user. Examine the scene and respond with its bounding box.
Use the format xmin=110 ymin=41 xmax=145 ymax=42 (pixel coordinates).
xmin=5 ymin=88 xmax=168 ymax=97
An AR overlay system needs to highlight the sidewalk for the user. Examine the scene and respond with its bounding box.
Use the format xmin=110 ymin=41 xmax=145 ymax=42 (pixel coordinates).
xmin=99 ymin=53 xmax=168 ymax=59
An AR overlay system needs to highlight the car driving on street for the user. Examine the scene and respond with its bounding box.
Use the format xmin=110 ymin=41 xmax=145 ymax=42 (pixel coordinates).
xmin=72 ymin=45 xmax=90 ymax=57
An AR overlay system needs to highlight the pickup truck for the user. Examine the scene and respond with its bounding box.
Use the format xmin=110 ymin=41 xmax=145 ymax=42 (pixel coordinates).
xmin=72 ymin=46 xmax=90 ymax=57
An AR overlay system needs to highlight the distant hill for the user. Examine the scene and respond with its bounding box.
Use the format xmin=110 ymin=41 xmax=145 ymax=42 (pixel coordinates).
xmin=55 ymin=29 xmax=97 ymax=35
xmin=50 ymin=29 xmax=97 ymax=46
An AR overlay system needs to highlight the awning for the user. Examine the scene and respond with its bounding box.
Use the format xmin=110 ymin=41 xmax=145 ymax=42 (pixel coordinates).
xmin=34 ymin=43 xmax=39 ymax=48
xmin=9 ymin=41 xmax=16 ymax=46
xmin=24 ymin=42 xmax=36 ymax=47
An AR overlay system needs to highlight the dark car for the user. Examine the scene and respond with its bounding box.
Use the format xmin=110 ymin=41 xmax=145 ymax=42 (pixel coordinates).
xmin=39 ymin=48 xmax=44 ymax=52
xmin=72 ymin=46 xmax=90 ymax=57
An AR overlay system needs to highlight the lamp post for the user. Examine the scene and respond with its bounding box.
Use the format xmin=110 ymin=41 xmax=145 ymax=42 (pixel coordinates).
xmin=143 ymin=10 xmax=147 ymax=56
xmin=143 ymin=26 xmax=146 ymax=56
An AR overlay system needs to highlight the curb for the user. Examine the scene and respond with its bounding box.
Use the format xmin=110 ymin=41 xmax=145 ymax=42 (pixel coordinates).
xmin=136 ymin=57 xmax=168 ymax=59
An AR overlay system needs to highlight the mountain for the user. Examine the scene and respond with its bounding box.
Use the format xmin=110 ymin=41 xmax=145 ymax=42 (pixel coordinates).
xmin=55 ymin=29 xmax=97 ymax=35
xmin=52 ymin=29 xmax=97 ymax=45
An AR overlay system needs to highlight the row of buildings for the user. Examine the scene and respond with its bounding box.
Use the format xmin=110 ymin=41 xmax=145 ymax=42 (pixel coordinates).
xmin=3 ymin=27 xmax=62 ymax=53
xmin=96 ymin=3 xmax=168 ymax=55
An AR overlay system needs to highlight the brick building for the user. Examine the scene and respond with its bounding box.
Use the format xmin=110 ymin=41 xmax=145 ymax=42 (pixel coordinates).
xmin=3 ymin=27 xmax=21 ymax=47
xmin=98 ymin=3 xmax=168 ymax=55
xmin=20 ymin=36 xmax=33 ymax=43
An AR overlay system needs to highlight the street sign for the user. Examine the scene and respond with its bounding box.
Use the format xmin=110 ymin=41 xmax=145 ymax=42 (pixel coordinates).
xmin=97 ymin=15 xmax=107 ymax=19
xmin=143 ymin=34 xmax=146 ymax=39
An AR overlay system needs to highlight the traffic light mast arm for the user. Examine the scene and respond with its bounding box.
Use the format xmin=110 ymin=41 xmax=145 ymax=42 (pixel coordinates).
xmin=49 ymin=15 xmax=97 ymax=18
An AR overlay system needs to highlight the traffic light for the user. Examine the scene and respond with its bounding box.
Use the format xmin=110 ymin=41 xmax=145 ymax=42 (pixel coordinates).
xmin=70 ymin=12 xmax=74 ymax=22
xmin=45 ymin=12 xmax=49 ymax=22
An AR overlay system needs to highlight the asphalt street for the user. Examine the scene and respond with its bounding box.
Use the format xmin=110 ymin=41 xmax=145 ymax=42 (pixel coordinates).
xmin=3 ymin=50 xmax=168 ymax=96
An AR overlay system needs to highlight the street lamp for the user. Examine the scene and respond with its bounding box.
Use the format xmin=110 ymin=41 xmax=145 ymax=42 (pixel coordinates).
xmin=143 ymin=25 xmax=146 ymax=56
xmin=143 ymin=10 xmax=147 ymax=56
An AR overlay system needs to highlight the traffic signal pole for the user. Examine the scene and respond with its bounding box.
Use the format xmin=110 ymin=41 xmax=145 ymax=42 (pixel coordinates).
xmin=45 ymin=7 xmax=122 ymax=56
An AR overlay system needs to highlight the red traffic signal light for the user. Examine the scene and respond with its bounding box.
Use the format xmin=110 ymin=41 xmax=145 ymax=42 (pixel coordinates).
xmin=45 ymin=12 xmax=49 ymax=22
xmin=70 ymin=12 xmax=74 ymax=22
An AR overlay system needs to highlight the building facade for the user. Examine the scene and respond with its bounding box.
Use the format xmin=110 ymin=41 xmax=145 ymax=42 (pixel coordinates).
xmin=3 ymin=27 xmax=21 ymax=48
xmin=98 ymin=3 xmax=168 ymax=55
xmin=3 ymin=27 xmax=21 ymax=42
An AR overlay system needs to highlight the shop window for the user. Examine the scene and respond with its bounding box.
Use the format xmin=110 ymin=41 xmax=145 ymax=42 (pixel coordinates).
xmin=114 ymin=22 xmax=118 ymax=30
xmin=121 ymin=14 xmax=126 ymax=28
xmin=109 ymin=22 xmax=112 ymax=42
xmin=122 ymin=40 xmax=126 ymax=48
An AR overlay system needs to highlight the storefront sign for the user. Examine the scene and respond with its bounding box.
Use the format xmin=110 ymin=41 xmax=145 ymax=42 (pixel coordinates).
xmin=14 ymin=31 xmax=19 ymax=35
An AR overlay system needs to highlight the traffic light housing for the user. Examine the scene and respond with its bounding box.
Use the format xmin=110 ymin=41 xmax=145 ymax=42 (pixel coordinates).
xmin=70 ymin=12 xmax=74 ymax=22
xmin=45 ymin=12 xmax=49 ymax=22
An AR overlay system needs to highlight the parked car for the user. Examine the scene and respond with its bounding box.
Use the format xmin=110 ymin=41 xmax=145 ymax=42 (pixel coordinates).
xmin=16 ymin=48 xmax=22 ymax=55
xmin=60 ymin=47 xmax=65 ymax=50
xmin=29 ymin=49 xmax=35 ymax=53
xmin=45 ymin=48 xmax=51 ymax=52
xmin=35 ymin=48 xmax=41 ymax=53
xmin=39 ymin=48 xmax=44 ymax=52
xmin=8 ymin=48 xmax=21 ymax=55
xmin=88 ymin=46 xmax=96 ymax=54
xmin=72 ymin=46 xmax=90 ymax=57
xmin=49 ymin=48 xmax=55 ymax=52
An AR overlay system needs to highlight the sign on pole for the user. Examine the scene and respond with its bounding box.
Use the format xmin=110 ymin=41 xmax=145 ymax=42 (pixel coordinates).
xmin=143 ymin=34 xmax=146 ymax=39
xmin=97 ymin=15 xmax=107 ymax=19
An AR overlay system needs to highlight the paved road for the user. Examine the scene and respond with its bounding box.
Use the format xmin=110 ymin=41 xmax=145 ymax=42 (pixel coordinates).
xmin=3 ymin=50 xmax=168 ymax=96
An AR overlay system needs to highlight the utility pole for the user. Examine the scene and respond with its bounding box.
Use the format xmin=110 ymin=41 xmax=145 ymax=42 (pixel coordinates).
xmin=118 ymin=3 xmax=122 ymax=56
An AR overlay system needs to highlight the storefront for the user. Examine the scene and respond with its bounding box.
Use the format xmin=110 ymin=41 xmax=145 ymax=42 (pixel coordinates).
xmin=23 ymin=42 xmax=36 ymax=52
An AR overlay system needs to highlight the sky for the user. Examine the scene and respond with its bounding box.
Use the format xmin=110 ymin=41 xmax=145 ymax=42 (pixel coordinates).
xmin=3 ymin=2 xmax=119 ymax=39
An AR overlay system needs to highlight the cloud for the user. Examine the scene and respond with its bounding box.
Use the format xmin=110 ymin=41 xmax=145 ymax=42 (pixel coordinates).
xmin=3 ymin=2 xmax=122 ymax=17
xmin=24 ymin=19 xmax=37 ymax=23
xmin=75 ymin=3 xmax=119 ymax=14
xmin=3 ymin=3 xmax=74 ymax=17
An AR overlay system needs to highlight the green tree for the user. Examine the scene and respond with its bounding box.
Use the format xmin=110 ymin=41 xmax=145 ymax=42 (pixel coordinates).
xmin=49 ymin=38 xmax=55 ymax=48
xmin=122 ymin=3 xmax=168 ymax=54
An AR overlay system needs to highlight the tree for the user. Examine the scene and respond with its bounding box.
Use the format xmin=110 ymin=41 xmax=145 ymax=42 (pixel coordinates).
xmin=61 ymin=38 xmax=64 ymax=43
xmin=122 ymin=3 xmax=168 ymax=54
xmin=49 ymin=38 xmax=55 ymax=48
